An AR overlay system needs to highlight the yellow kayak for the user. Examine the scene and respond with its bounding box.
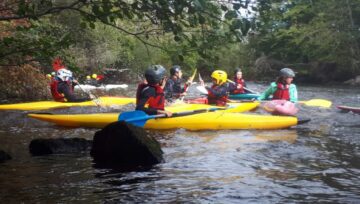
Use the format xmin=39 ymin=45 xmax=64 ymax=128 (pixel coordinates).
xmin=28 ymin=102 xmax=260 ymax=128
xmin=27 ymin=101 xmax=306 ymax=130
xmin=0 ymin=97 xmax=136 ymax=111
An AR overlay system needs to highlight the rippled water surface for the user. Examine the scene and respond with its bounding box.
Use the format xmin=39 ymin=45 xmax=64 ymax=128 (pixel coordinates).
xmin=0 ymin=84 xmax=359 ymax=203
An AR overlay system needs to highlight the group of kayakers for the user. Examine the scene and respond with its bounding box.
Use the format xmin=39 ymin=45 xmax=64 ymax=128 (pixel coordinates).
xmin=135 ymin=65 xmax=297 ymax=116
xmin=47 ymin=60 xmax=297 ymax=115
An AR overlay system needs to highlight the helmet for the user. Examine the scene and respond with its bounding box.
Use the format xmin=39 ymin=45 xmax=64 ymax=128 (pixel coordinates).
xmin=170 ymin=65 xmax=181 ymax=76
xmin=57 ymin=68 xmax=73 ymax=81
xmin=280 ymin=68 xmax=295 ymax=78
xmin=86 ymin=75 xmax=91 ymax=80
xmin=211 ymin=70 xmax=227 ymax=85
xmin=92 ymin=74 xmax=97 ymax=79
xmin=145 ymin=65 xmax=166 ymax=85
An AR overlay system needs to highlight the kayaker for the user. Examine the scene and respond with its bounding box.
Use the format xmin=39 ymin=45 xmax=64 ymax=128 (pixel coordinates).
xmin=200 ymin=70 xmax=229 ymax=106
xmin=258 ymin=68 xmax=298 ymax=102
xmin=164 ymin=65 xmax=191 ymax=102
xmin=229 ymin=67 xmax=248 ymax=94
xmin=50 ymin=68 xmax=94 ymax=102
xmin=136 ymin=65 xmax=172 ymax=117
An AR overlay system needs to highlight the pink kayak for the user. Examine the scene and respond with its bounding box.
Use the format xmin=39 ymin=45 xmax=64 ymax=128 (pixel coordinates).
xmin=337 ymin=105 xmax=360 ymax=114
xmin=263 ymin=100 xmax=298 ymax=116
xmin=184 ymin=97 xmax=208 ymax=104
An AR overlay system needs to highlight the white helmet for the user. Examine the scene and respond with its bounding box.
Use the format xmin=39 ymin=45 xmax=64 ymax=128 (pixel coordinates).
xmin=57 ymin=68 xmax=73 ymax=81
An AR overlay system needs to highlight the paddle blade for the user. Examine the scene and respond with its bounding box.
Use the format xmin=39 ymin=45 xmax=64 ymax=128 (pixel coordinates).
xmin=196 ymin=86 xmax=208 ymax=95
xmin=118 ymin=111 xmax=150 ymax=127
xmin=300 ymin=99 xmax=332 ymax=108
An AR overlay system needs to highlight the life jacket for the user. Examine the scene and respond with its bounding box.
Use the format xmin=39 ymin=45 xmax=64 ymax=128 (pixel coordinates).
xmin=273 ymin=83 xmax=290 ymax=101
xmin=232 ymin=77 xmax=245 ymax=94
xmin=207 ymin=84 xmax=228 ymax=106
xmin=136 ymin=83 xmax=165 ymax=110
xmin=50 ymin=80 xmax=72 ymax=102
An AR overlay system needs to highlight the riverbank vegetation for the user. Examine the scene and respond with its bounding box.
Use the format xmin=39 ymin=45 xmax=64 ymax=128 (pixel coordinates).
xmin=0 ymin=0 xmax=359 ymax=100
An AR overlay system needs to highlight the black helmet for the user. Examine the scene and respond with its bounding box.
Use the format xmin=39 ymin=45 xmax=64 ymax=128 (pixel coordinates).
xmin=234 ymin=67 xmax=242 ymax=75
xmin=279 ymin=68 xmax=295 ymax=78
xmin=145 ymin=65 xmax=166 ymax=85
xmin=170 ymin=65 xmax=181 ymax=76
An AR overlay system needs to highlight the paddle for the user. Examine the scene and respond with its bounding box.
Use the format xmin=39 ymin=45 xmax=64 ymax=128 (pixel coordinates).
xmin=119 ymin=107 xmax=226 ymax=127
xmin=180 ymin=68 xmax=197 ymax=101
xmin=76 ymin=83 xmax=102 ymax=107
xmin=298 ymin=99 xmax=332 ymax=108
xmin=226 ymin=79 xmax=259 ymax=94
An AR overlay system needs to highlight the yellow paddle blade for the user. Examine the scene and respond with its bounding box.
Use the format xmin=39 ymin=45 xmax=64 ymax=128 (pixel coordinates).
xmin=299 ymin=99 xmax=332 ymax=108
xmin=189 ymin=68 xmax=197 ymax=82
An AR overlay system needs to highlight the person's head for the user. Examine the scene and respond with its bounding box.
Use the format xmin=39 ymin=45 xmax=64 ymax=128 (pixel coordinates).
xmin=279 ymin=68 xmax=295 ymax=84
xmin=145 ymin=65 xmax=167 ymax=85
xmin=170 ymin=65 xmax=182 ymax=78
xmin=57 ymin=68 xmax=73 ymax=81
xmin=92 ymin=74 xmax=97 ymax=79
xmin=234 ymin=67 xmax=242 ymax=79
xmin=211 ymin=70 xmax=227 ymax=85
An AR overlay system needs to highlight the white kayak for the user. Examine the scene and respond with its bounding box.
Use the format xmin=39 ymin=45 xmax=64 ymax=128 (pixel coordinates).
xmin=75 ymin=84 xmax=128 ymax=91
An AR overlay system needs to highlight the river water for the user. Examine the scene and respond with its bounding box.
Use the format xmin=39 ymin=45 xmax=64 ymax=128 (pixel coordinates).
xmin=0 ymin=84 xmax=359 ymax=203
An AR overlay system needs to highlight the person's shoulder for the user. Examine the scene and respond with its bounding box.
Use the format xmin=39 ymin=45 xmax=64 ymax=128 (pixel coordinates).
xmin=289 ymin=84 xmax=297 ymax=88
xmin=270 ymin=82 xmax=277 ymax=86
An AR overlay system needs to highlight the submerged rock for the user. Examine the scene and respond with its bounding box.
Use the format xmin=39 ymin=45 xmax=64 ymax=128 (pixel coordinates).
xmin=90 ymin=121 xmax=163 ymax=168
xmin=29 ymin=138 xmax=92 ymax=156
xmin=0 ymin=150 xmax=11 ymax=163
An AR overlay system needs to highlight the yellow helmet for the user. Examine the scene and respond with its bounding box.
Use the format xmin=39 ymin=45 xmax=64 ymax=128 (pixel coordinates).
xmin=211 ymin=70 xmax=227 ymax=85
xmin=92 ymin=74 xmax=97 ymax=79
xmin=86 ymin=75 xmax=91 ymax=80
xmin=46 ymin=74 xmax=52 ymax=78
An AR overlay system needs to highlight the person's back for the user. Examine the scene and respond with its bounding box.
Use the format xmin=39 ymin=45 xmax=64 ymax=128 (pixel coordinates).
xmin=136 ymin=65 xmax=172 ymax=116
xmin=50 ymin=68 xmax=91 ymax=102
xmin=205 ymin=70 xmax=229 ymax=106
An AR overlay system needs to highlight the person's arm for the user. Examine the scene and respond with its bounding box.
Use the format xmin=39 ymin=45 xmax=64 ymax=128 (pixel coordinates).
xmin=58 ymin=82 xmax=90 ymax=102
xmin=289 ymin=84 xmax=298 ymax=103
xmin=258 ymin=82 xmax=276 ymax=101
xmin=164 ymin=79 xmax=174 ymax=100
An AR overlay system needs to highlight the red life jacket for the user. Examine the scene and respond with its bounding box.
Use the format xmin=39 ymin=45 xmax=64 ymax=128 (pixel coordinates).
xmin=208 ymin=84 xmax=228 ymax=106
xmin=136 ymin=83 xmax=165 ymax=110
xmin=50 ymin=80 xmax=73 ymax=102
xmin=273 ymin=83 xmax=290 ymax=100
xmin=232 ymin=77 xmax=245 ymax=94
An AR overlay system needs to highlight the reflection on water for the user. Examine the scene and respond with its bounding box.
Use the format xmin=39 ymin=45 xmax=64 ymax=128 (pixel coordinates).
xmin=0 ymin=85 xmax=359 ymax=202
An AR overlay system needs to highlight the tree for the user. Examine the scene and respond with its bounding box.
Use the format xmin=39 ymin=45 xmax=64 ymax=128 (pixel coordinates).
xmin=0 ymin=0 xmax=253 ymax=67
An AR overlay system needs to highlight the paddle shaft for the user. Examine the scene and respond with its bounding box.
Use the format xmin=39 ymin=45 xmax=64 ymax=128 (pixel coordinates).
xmin=227 ymin=79 xmax=258 ymax=94
xmin=180 ymin=68 xmax=197 ymax=101
xmin=76 ymin=83 xmax=101 ymax=106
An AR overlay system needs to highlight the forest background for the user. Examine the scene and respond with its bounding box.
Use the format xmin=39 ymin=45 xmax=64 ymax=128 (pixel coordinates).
xmin=0 ymin=0 xmax=359 ymax=101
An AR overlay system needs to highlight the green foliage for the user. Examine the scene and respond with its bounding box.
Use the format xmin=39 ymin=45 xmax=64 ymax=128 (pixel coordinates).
xmin=250 ymin=0 xmax=360 ymax=81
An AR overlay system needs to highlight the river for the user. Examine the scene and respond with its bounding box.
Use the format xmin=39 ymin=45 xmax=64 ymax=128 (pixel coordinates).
xmin=0 ymin=84 xmax=359 ymax=203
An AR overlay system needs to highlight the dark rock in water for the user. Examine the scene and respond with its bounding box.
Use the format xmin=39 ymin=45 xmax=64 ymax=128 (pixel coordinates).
xmin=0 ymin=150 xmax=11 ymax=163
xmin=91 ymin=121 xmax=163 ymax=168
xmin=29 ymin=138 xmax=92 ymax=156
